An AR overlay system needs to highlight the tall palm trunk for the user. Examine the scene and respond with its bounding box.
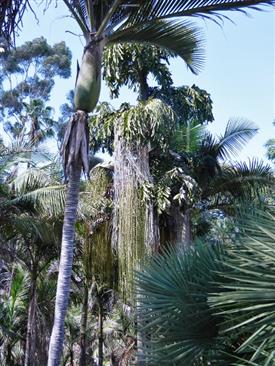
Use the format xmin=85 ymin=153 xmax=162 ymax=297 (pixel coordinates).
xmin=160 ymin=206 xmax=192 ymax=249
xmin=48 ymin=41 xmax=103 ymax=365
xmin=47 ymin=162 xmax=81 ymax=366
xmin=79 ymin=283 xmax=89 ymax=366
xmin=98 ymin=301 xmax=104 ymax=366
xmin=24 ymin=274 xmax=37 ymax=366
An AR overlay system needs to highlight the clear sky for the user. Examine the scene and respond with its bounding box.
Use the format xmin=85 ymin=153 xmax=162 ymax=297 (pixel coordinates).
xmin=15 ymin=1 xmax=275 ymax=163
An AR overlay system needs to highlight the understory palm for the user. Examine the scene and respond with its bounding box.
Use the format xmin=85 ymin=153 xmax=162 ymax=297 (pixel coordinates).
xmin=136 ymin=208 xmax=275 ymax=365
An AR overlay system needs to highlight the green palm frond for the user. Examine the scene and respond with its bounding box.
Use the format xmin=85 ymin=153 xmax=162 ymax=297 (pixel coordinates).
xmin=171 ymin=120 xmax=207 ymax=153
xmin=135 ymin=243 xmax=232 ymax=365
xmin=209 ymin=158 xmax=273 ymax=198
xmin=0 ymin=265 xmax=29 ymax=339
xmin=6 ymin=167 xmax=66 ymax=217
xmin=11 ymin=185 xmax=66 ymax=217
xmin=109 ymin=20 xmax=204 ymax=74
xmin=199 ymin=119 xmax=258 ymax=161
xmin=9 ymin=168 xmax=52 ymax=194
xmin=7 ymin=216 xmax=61 ymax=246
xmin=217 ymin=119 xmax=258 ymax=160
xmin=126 ymin=0 xmax=275 ymax=25
xmin=209 ymin=209 xmax=275 ymax=365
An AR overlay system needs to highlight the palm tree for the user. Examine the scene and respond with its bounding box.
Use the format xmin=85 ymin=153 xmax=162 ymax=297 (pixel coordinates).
xmin=156 ymin=119 xmax=274 ymax=247
xmin=50 ymin=1 xmax=275 ymax=364
xmin=209 ymin=208 xmax=275 ymax=365
xmin=135 ymin=207 xmax=275 ymax=365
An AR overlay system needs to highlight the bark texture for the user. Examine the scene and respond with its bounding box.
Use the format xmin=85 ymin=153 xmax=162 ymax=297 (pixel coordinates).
xmin=47 ymin=163 xmax=81 ymax=366
xmin=79 ymin=284 xmax=89 ymax=366
xmin=24 ymin=276 xmax=37 ymax=366
xmin=160 ymin=206 xmax=192 ymax=249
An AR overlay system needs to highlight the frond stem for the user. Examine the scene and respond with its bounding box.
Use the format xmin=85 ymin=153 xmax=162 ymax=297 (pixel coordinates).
xmin=96 ymin=0 xmax=122 ymax=38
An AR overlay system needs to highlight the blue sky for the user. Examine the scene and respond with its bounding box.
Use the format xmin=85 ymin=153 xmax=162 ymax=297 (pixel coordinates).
xmin=17 ymin=2 xmax=274 ymax=163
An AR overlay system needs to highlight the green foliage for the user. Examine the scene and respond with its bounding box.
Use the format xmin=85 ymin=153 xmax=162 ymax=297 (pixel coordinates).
xmin=136 ymin=243 xmax=232 ymax=365
xmin=136 ymin=207 xmax=275 ymax=365
xmin=209 ymin=209 xmax=275 ymax=365
xmin=265 ymin=120 xmax=275 ymax=163
xmin=108 ymin=19 xmax=204 ymax=75
xmin=0 ymin=37 xmax=71 ymax=146
xmin=0 ymin=264 xmax=29 ymax=364
xmin=103 ymin=43 xmax=173 ymax=98
xmin=0 ymin=37 xmax=71 ymax=114
xmin=90 ymin=99 xmax=176 ymax=153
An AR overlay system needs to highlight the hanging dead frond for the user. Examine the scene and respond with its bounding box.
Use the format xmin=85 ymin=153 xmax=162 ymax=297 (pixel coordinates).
xmin=61 ymin=111 xmax=89 ymax=181
xmin=0 ymin=0 xmax=30 ymax=47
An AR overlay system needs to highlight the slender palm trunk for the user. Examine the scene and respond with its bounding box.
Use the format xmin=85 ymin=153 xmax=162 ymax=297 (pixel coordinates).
xmin=79 ymin=283 xmax=89 ymax=366
xmin=24 ymin=274 xmax=37 ymax=366
xmin=98 ymin=302 xmax=104 ymax=366
xmin=181 ymin=209 xmax=192 ymax=246
xmin=47 ymin=162 xmax=81 ymax=366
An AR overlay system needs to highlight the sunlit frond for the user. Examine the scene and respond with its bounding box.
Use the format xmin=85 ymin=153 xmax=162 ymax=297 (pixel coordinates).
xmin=109 ymin=20 xmax=204 ymax=74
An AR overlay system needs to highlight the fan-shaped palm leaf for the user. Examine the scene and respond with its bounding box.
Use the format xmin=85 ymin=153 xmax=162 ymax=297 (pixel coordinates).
xmin=135 ymin=243 xmax=232 ymax=365
xmin=209 ymin=209 xmax=275 ymax=365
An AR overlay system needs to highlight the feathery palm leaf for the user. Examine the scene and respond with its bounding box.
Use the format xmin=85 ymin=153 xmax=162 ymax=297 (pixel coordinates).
xmin=7 ymin=168 xmax=66 ymax=217
xmin=126 ymin=0 xmax=275 ymax=25
xmin=171 ymin=120 xmax=207 ymax=153
xmin=109 ymin=20 xmax=204 ymax=74
xmin=216 ymin=119 xmax=258 ymax=160
xmin=208 ymin=158 xmax=273 ymax=198
xmin=199 ymin=119 xmax=258 ymax=163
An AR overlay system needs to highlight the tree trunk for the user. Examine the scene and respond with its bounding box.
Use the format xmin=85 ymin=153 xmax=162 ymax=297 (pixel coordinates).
xmin=24 ymin=274 xmax=37 ymax=366
xmin=79 ymin=283 xmax=89 ymax=366
xmin=160 ymin=206 xmax=192 ymax=249
xmin=98 ymin=302 xmax=104 ymax=366
xmin=112 ymin=125 xmax=159 ymax=300
xmin=47 ymin=162 xmax=81 ymax=366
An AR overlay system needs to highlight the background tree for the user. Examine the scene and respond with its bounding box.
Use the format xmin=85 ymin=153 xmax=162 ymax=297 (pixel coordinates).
xmin=265 ymin=120 xmax=275 ymax=163
xmin=0 ymin=37 xmax=71 ymax=146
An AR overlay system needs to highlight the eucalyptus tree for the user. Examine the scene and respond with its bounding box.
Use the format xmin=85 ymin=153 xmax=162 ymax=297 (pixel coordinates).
xmin=0 ymin=37 xmax=71 ymax=146
xmin=49 ymin=0 xmax=275 ymax=364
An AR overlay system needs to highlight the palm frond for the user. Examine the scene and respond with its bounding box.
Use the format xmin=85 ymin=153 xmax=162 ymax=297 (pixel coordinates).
xmin=110 ymin=19 xmax=204 ymax=74
xmin=126 ymin=0 xmax=275 ymax=25
xmin=6 ymin=168 xmax=66 ymax=217
xmin=216 ymin=119 xmax=258 ymax=160
xmin=9 ymin=168 xmax=52 ymax=194
xmin=171 ymin=120 xmax=207 ymax=153
xmin=209 ymin=209 xmax=275 ymax=365
xmin=209 ymin=158 xmax=273 ymax=198
xmin=11 ymin=185 xmax=66 ymax=217
xmin=135 ymin=243 xmax=231 ymax=365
